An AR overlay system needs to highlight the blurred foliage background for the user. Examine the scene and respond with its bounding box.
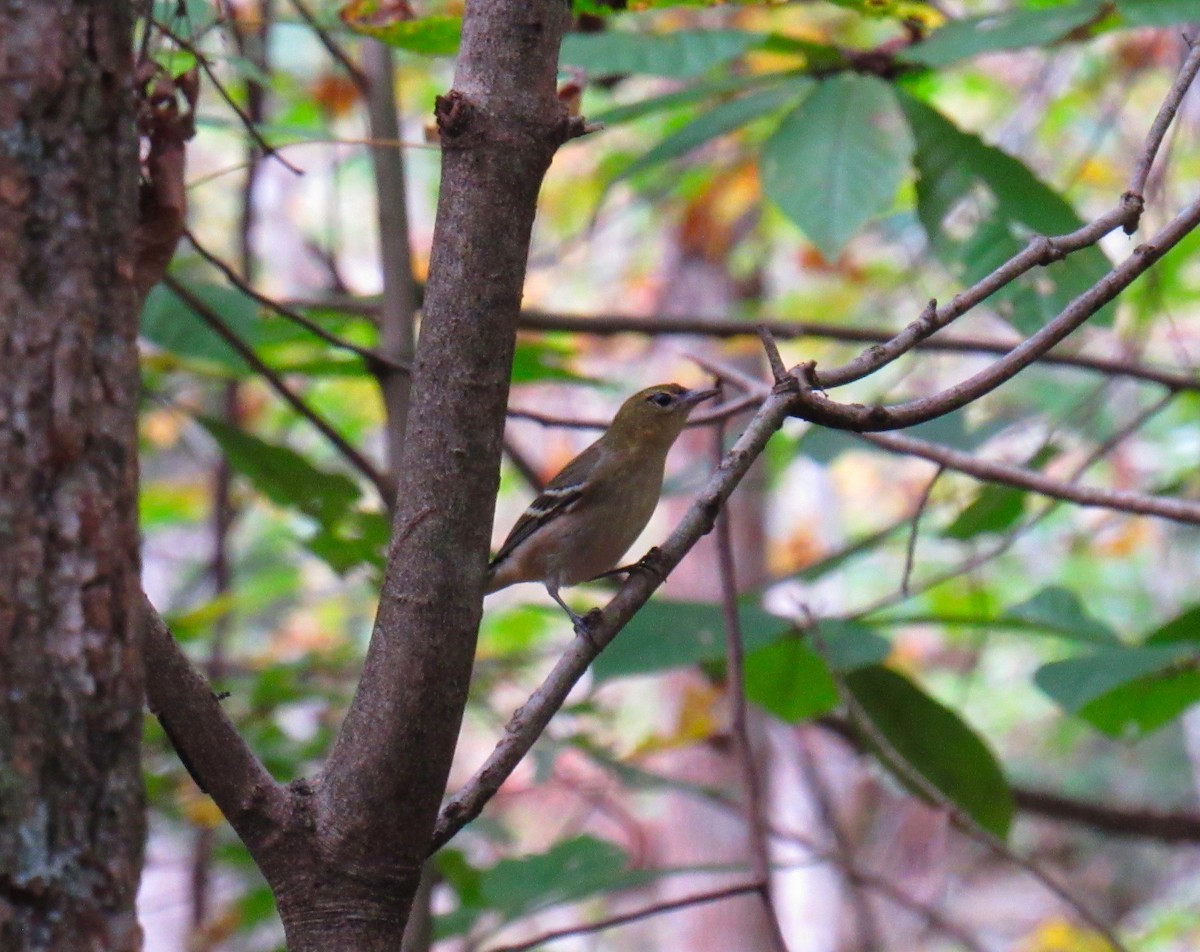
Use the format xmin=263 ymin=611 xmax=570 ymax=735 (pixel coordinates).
xmin=138 ymin=0 xmax=1200 ymax=949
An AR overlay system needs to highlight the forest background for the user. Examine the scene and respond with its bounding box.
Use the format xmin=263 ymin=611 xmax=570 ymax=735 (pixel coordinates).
xmin=8 ymin=0 xmax=1200 ymax=950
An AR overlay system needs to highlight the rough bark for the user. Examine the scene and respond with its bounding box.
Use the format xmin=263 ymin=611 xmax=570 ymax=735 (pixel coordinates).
xmin=0 ymin=2 xmax=145 ymax=950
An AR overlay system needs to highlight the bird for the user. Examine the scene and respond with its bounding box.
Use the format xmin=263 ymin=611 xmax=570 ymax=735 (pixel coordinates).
xmin=486 ymin=382 xmax=719 ymax=632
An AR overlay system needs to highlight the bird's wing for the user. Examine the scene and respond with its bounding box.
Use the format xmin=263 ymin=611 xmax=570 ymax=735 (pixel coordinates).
xmin=489 ymin=441 xmax=602 ymax=570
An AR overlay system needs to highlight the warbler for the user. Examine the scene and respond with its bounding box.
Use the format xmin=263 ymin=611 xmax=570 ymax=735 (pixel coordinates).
xmin=486 ymin=383 xmax=719 ymax=630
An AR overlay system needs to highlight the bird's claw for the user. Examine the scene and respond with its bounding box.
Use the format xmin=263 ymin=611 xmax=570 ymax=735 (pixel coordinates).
xmin=573 ymin=608 xmax=604 ymax=649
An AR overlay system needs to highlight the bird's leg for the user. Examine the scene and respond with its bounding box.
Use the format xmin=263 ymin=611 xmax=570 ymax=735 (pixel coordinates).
xmin=546 ymin=582 xmax=601 ymax=648
xmin=589 ymin=546 xmax=667 ymax=584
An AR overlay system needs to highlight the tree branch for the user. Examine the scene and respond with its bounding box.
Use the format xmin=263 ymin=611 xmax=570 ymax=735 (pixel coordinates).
xmin=141 ymin=596 xmax=291 ymax=858
xmin=860 ymin=430 xmax=1200 ymax=526
xmin=313 ymin=1 xmax=579 ymax=935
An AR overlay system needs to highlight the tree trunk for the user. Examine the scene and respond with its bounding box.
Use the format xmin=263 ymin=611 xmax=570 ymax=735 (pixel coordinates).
xmin=0 ymin=3 xmax=145 ymax=950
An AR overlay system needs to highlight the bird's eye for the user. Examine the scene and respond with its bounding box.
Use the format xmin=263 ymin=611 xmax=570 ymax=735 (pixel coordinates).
xmin=648 ymin=392 xmax=674 ymax=408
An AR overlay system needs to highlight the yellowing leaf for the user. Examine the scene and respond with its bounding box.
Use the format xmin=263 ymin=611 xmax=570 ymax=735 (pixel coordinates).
xmin=1022 ymin=918 xmax=1117 ymax=952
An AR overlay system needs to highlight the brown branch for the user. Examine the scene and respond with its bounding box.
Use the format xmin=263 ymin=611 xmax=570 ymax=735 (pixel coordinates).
xmin=432 ymin=374 xmax=801 ymax=851
xmin=1125 ymin=33 xmax=1200 ymax=214
xmin=141 ymin=595 xmax=291 ymax=859
xmin=364 ymin=38 xmax=421 ymax=477
xmin=291 ymin=304 xmax=1200 ymax=396
xmin=505 ymin=392 xmax=759 ymax=431
xmin=161 ymin=275 xmax=394 ymax=501
xmin=313 ymin=6 xmax=579 ymax=943
xmin=1014 ymin=786 xmax=1200 ymax=843
xmin=848 ymin=391 xmax=1176 ymax=619
xmin=483 ymin=882 xmax=764 ymax=952
xmin=183 ymin=230 xmax=407 ymax=372
xmin=861 ymin=430 xmax=1200 ymax=526
xmin=711 ymin=395 xmax=790 ymax=952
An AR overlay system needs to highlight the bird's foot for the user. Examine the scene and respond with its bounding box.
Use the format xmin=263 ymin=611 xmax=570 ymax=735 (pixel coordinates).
xmin=590 ymin=547 xmax=667 ymax=584
xmin=572 ymin=608 xmax=605 ymax=649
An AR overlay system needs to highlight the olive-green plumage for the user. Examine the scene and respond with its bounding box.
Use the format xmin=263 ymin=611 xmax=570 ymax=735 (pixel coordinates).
xmin=486 ymin=383 xmax=718 ymax=626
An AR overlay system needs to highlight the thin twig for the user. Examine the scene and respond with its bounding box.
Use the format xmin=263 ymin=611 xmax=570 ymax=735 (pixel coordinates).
xmin=483 ymin=882 xmax=764 ymax=952
xmin=162 ymin=275 xmax=393 ymax=501
xmin=184 ymin=229 xmax=408 ymax=371
xmin=287 ymin=0 xmax=369 ymax=91
xmin=1126 ymin=33 xmax=1200 ymax=207
xmin=299 ymin=304 xmax=1200 ymax=396
xmin=711 ymin=389 xmax=790 ymax=952
xmin=850 ymin=391 xmax=1176 ymax=618
xmin=901 ymin=465 xmax=944 ymax=598
xmin=152 ymin=19 xmax=303 ymax=175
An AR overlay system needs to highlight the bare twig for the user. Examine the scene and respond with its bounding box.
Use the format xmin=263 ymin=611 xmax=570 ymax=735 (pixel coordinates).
xmin=183 ymin=230 xmax=408 ymax=371
xmin=292 ymin=304 xmax=1200 ymax=396
xmin=901 ymin=465 xmax=944 ymax=597
xmin=506 ymin=393 xmax=759 ymax=431
xmin=287 ymin=0 xmax=369 ymax=91
xmin=161 ymin=275 xmax=393 ymax=501
xmin=711 ymin=394 xmax=790 ymax=952
xmin=152 ymin=19 xmax=303 ymax=175
xmin=862 ymin=430 xmax=1200 ymax=526
xmin=484 ymin=882 xmax=765 ymax=952
xmin=1125 ymin=33 xmax=1200 ymax=212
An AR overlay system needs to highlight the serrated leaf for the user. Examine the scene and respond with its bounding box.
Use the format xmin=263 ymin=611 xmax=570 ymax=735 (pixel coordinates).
xmin=1002 ymin=586 xmax=1121 ymax=644
xmin=762 ymin=74 xmax=914 ymax=259
xmin=847 ymin=665 xmax=1013 ymax=837
xmin=560 ymin=30 xmax=767 ymax=80
xmin=898 ymin=0 xmax=1106 ymax=68
xmin=617 ymin=80 xmax=813 ymax=181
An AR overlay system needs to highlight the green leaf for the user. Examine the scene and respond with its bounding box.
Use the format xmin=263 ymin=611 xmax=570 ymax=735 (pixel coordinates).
xmin=617 ymin=79 xmax=813 ymax=181
xmin=943 ymin=484 xmax=1026 ymax=539
xmin=846 ymin=666 xmax=1014 ymax=837
xmin=1144 ymin=604 xmax=1200 ymax=645
xmin=198 ymin=417 xmax=361 ymax=526
xmin=1035 ymin=644 xmax=1197 ymax=711
xmin=511 ymin=339 xmax=595 ymax=384
xmin=141 ymin=281 xmax=261 ymax=373
xmin=560 ymin=30 xmax=767 ymax=79
xmin=339 ymin=4 xmax=461 ymax=55
xmin=762 ymin=74 xmax=914 ymax=260
xmin=590 ymin=73 xmax=778 ymax=126
xmin=1078 ymin=667 xmax=1200 ymax=737
xmin=1002 ymin=586 xmax=1121 ymax=645
xmin=1115 ymin=0 xmax=1200 ymax=27
xmin=899 ymin=0 xmax=1106 ymax=68
xmin=592 ymin=600 xmax=787 ymax=683
xmin=745 ymin=639 xmax=839 ymax=722
xmin=900 ymin=94 xmax=1113 ymax=332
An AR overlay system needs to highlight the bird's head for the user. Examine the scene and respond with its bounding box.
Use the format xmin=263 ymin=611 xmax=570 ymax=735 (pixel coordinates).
xmin=605 ymin=383 xmax=719 ymax=449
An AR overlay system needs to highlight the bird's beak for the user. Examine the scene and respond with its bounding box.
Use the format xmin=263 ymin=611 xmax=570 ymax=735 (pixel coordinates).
xmin=681 ymin=387 xmax=720 ymax=410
